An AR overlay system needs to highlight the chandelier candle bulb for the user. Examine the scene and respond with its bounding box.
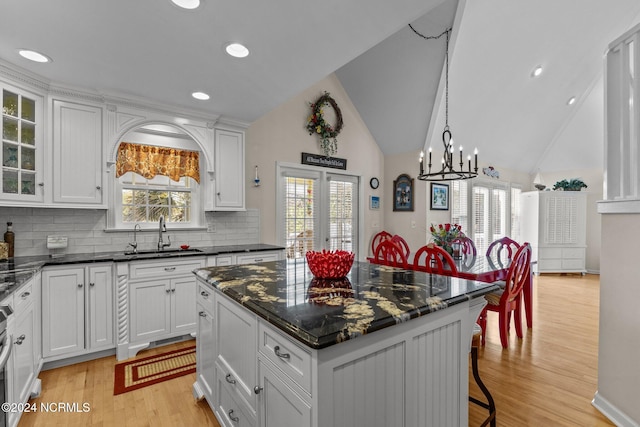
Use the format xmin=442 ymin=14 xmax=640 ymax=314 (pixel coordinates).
xmin=474 ymin=149 xmax=478 ymax=171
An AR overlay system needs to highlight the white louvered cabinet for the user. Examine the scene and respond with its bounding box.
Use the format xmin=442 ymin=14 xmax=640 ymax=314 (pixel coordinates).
xmin=520 ymin=191 xmax=587 ymax=274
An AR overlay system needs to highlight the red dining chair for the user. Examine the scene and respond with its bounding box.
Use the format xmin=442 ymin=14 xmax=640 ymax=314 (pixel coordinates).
xmin=478 ymin=243 xmax=531 ymax=348
xmin=370 ymin=231 xmax=392 ymax=256
xmin=370 ymin=239 xmax=409 ymax=269
xmin=486 ymin=236 xmax=520 ymax=265
xmin=391 ymin=235 xmax=410 ymax=259
xmin=412 ymin=243 xmax=458 ymax=276
xmin=451 ymin=236 xmax=476 ymax=257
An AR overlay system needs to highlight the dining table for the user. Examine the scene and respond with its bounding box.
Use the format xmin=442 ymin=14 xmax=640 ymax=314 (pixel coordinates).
xmin=410 ymin=252 xmax=534 ymax=329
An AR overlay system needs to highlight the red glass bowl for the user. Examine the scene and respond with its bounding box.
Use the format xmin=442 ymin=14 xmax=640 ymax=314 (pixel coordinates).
xmin=305 ymin=250 xmax=355 ymax=279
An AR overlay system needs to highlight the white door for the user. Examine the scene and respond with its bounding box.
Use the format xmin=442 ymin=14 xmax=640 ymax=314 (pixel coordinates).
xmin=278 ymin=165 xmax=359 ymax=259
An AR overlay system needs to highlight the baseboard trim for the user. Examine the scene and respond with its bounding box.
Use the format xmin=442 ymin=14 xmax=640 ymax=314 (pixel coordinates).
xmin=592 ymin=390 xmax=639 ymax=427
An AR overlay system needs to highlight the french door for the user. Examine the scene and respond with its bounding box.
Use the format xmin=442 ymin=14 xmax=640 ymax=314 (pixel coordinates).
xmin=451 ymin=179 xmax=522 ymax=256
xmin=277 ymin=164 xmax=359 ymax=259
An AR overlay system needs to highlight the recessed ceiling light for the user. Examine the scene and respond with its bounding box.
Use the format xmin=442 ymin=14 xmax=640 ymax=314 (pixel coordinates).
xmin=531 ymin=66 xmax=543 ymax=78
xmin=567 ymin=96 xmax=576 ymax=106
xmin=192 ymin=91 xmax=210 ymax=100
xmin=225 ymin=43 xmax=249 ymax=58
xmin=171 ymin=0 xmax=200 ymax=9
xmin=18 ymin=49 xmax=51 ymax=63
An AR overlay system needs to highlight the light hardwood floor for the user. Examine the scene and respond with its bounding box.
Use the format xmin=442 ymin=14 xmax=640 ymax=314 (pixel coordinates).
xmin=20 ymin=274 xmax=612 ymax=427
xmin=469 ymin=273 xmax=613 ymax=427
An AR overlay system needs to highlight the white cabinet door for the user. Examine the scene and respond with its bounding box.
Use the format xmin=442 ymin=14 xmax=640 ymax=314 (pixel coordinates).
xmin=11 ymin=294 xmax=36 ymax=408
xmin=214 ymin=128 xmax=245 ymax=210
xmin=196 ymin=302 xmax=216 ymax=406
xmin=129 ymin=279 xmax=171 ymax=342
xmin=215 ymin=294 xmax=256 ymax=409
xmin=1 ymin=83 xmax=44 ymax=204
xmin=171 ymin=276 xmax=197 ymax=334
xmin=42 ymin=268 xmax=85 ymax=357
xmin=88 ymin=265 xmax=113 ymax=350
xmin=258 ymin=359 xmax=311 ymax=427
xmin=52 ymin=100 xmax=104 ymax=205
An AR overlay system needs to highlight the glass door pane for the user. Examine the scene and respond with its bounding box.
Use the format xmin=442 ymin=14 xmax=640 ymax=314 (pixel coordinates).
xmin=327 ymin=174 xmax=358 ymax=253
xmin=284 ymin=176 xmax=319 ymax=259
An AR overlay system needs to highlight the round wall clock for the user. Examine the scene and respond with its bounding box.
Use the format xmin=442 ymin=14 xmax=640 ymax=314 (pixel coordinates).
xmin=370 ymin=177 xmax=380 ymax=189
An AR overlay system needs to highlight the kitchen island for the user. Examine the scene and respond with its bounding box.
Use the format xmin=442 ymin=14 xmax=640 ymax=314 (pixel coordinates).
xmin=193 ymin=260 xmax=498 ymax=427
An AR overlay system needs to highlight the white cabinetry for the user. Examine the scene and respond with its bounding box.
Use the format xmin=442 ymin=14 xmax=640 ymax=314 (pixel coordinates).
xmin=0 ymin=81 xmax=44 ymax=204
xmin=118 ymin=257 xmax=204 ymax=359
xmin=194 ymin=277 xmax=472 ymax=427
xmin=52 ymin=99 xmax=104 ymax=206
xmin=520 ymin=191 xmax=587 ymax=274
xmin=129 ymin=275 xmax=198 ymax=342
xmin=4 ymin=273 xmax=41 ymax=427
xmin=213 ymin=128 xmax=245 ymax=211
xmin=42 ymin=264 xmax=113 ymax=360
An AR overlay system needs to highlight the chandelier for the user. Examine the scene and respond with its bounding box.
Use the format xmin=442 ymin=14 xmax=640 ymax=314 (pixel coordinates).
xmin=416 ymin=28 xmax=478 ymax=181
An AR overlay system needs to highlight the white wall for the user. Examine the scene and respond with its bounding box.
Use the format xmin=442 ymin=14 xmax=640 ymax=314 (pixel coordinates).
xmin=245 ymin=73 xmax=385 ymax=259
xmin=597 ymin=214 xmax=640 ymax=424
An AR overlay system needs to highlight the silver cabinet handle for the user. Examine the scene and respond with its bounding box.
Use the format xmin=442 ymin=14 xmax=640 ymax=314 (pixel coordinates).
xmin=274 ymin=345 xmax=290 ymax=360
xmin=20 ymin=291 xmax=30 ymax=299
xmin=254 ymin=385 xmax=263 ymax=394
xmin=38 ymin=182 xmax=44 ymax=187
xmin=225 ymin=373 xmax=236 ymax=384
xmin=228 ymin=409 xmax=239 ymax=422
xmin=200 ymin=291 xmax=209 ymax=298
xmin=164 ymin=267 xmax=176 ymax=272
xmin=89 ymin=282 xmax=95 ymax=287
xmin=78 ymin=284 xmax=83 ymax=288
xmin=199 ymin=311 xmax=206 ymax=317
xmin=254 ymin=258 xmax=263 ymax=262
xmin=15 ymin=334 xmax=26 ymax=345
xmin=96 ymin=186 xmax=101 ymax=190
xmin=166 ymin=289 xmax=171 ymax=294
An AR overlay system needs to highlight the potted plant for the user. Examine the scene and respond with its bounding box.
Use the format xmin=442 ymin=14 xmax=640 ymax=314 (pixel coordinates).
xmin=552 ymin=178 xmax=587 ymax=191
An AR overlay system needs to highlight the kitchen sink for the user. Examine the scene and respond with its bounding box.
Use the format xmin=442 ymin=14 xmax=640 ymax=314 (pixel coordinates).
xmin=124 ymin=248 xmax=203 ymax=255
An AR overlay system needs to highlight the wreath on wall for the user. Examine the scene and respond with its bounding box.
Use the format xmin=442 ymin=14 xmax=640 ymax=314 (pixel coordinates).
xmin=306 ymin=91 xmax=344 ymax=157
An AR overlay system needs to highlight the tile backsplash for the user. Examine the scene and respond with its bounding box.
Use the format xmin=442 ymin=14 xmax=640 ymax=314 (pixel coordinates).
xmin=0 ymin=207 xmax=260 ymax=257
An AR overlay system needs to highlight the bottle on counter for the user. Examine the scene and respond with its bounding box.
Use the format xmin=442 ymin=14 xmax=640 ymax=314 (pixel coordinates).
xmin=4 ymin=222 xmax=14 ymax=258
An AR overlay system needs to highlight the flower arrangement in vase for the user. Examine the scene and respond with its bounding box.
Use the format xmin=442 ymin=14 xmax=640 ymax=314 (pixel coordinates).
xmin=429 ymin=223 xmax=465 ymax=255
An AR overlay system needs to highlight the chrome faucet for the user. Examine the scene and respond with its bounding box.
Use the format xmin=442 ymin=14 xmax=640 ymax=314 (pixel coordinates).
xmin=157 ymin=215 xmax=171 ymax=251
xmin=128 ymin=224 xmax=142 ymax=254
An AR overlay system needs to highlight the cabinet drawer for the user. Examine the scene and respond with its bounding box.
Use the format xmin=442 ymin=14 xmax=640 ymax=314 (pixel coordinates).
xmin=129 ymin=258 xmax=205 ymax=280
xmin=562 ymin=259 xmax=585 ymax=270
xmin=216 ymin=255 xmax=234 ymax=266
xmin=197 ymin=283 xmax=214 ymax=314
xmin=538 ymin=259 xmax=562 ymax=271
xmin=13 ymin=281 xmax=34 ymax=312
xmin=216 ymin=365 xmax=256 ymax=427
xmin=258 ymin=321 xmax=312 ymax=394
xmin=562 ymin=247 xmax=585 ymax=259
xmin=538 ymin=247 xmax=562 ymax=259
xmin=235 ymin=251 xmax=280 ymax=265
xmin=215 ymin=360 xmax=256 ymax=417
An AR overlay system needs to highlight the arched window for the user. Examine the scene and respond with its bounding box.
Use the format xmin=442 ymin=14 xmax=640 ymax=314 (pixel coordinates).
xmin=108 ymin=125 xmax=205 ymax=230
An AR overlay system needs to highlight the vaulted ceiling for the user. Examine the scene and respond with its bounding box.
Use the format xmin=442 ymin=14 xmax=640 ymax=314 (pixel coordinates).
xmin=2 ymin=0 xmax=640 ymax=174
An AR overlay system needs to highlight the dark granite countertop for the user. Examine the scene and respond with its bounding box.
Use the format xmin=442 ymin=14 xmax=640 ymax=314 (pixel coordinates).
xmin=0 ymin=243 xmax=284 ymax=301
xmin=194 ymin=259 xmax=499 ymax=349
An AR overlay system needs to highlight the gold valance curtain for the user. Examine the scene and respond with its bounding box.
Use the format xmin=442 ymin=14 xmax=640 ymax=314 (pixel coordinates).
xmin=115 ymin=142 xmax=200 ymax=183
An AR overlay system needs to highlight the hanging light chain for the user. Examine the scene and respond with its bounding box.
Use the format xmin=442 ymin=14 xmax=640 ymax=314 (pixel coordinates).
xmin=409 ymin=24 xmax=478 ymax=181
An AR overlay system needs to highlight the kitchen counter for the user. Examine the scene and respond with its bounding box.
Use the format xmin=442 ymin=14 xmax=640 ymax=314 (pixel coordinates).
xmin=194 ymin=259 xmax=499 ymax=349
xmin=0 ymin=243 xmax=284 ymax=301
